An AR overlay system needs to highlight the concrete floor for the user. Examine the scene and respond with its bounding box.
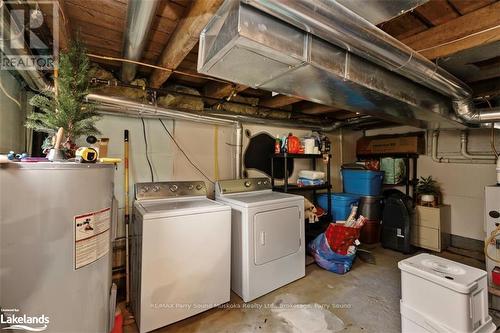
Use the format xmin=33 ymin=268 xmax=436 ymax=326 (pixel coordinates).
xmin=123 ymin=245 xmax=488 ymax=333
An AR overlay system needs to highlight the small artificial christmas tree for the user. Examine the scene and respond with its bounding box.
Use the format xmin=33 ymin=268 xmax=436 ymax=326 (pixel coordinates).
xmin=26 ymin=38 xmax=100 ymax=156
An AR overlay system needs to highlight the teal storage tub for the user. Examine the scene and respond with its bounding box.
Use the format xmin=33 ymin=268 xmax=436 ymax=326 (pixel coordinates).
xmin=317 ymin=193 xmax=360 ymax=221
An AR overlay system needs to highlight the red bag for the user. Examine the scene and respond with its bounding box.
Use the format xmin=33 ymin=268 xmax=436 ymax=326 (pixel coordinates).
xmin=324 ymin=223 xmax=360 ymax=255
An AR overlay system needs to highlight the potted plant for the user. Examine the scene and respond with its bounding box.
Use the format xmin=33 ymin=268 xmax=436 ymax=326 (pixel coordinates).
xmin=26 ymin=39 xmax=100 ymax=158
xmin=416 ymin=176 xmax=440 ymax=206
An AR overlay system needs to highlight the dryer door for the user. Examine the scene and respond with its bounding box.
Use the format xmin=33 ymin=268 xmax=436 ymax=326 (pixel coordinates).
xmin=253 ymin=206 xmax=301 ymax=265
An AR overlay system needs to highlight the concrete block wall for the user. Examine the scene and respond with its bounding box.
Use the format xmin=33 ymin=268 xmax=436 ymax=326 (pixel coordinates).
xmin=91 ymin=117 xmax=343 ymax=239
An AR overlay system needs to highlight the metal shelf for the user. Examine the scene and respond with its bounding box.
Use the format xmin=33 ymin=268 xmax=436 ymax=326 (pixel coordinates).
xmin=270 ymin=152 xmax=333 ymax=226
xmin=273 ymin=153 xmax=329 ymax=159
xmin=357 ymin=153 xmax=419 ymax=203
xmin=273 ymin=184 xmax=331 ymax=192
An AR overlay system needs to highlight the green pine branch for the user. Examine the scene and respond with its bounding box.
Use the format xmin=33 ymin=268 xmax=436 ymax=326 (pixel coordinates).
xmin=26 ymin=38 xmax=101 ymax=144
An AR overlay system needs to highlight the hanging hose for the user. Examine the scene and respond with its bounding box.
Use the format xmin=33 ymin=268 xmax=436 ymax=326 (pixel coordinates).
xmin=485 ymin=224 xmax=500 ymax=263
xmin=0 ymin=75 xmax=21 ymax=109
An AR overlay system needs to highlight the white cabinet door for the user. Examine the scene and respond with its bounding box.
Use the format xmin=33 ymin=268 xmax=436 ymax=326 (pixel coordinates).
xmin=253 ymin=206 xmax=301 ymax=265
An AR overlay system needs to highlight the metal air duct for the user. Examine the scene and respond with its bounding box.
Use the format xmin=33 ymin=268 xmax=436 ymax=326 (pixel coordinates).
xmin=198 ymin=0 xmax=499 ymax=128
xmin=121 ymin=0 xmax=159 ymax=82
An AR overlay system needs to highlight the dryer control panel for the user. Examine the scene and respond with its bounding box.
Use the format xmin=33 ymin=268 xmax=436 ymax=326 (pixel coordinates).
xmin=135 ymin=181 xmax=206 ymax=200
xmin=216 ymin=178 xmax=271 ymax=195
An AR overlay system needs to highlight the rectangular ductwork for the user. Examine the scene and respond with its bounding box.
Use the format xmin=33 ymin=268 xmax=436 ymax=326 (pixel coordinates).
xmin=198 ymin=0 xmax=466 ymax=129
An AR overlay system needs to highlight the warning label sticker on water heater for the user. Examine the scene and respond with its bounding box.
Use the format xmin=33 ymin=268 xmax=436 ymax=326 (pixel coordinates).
xmin=74 ymin=208 xmax=111 ymax=270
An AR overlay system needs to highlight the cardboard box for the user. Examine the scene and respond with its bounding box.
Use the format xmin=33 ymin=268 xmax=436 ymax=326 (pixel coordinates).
xmin=356 ymin=133 xmax=425 ymax=155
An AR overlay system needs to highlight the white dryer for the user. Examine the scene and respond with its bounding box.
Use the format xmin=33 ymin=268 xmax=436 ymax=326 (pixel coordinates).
xmin=131 ymin=181 xmax=231 ymax=333
xmin=215 ymin=178 xmax=305 ymax=302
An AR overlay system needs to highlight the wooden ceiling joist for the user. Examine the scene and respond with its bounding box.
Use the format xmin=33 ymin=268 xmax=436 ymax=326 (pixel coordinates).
xmin=413 ymin=0 xmax=459 ymax=26
xmin=447 ymin=0 xmax=496 ymax=15
xmin=204 ymin=82 xmax=248 ymax=99
xmin=402 ymin=1 xmax=500 ymax=59
xmin=259 ymin=95 xmax=302 ymax=109
xmin=149 ymin=0 xmax=223 ymax=88
xmin=37 ymin=0 xmax=72 ymax=50
xmin=471 ymin=77 xmax=500 ymax=97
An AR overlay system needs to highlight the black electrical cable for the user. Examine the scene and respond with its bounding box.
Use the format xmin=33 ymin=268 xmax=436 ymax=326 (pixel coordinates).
xmin=140 ymin=117 xmax=154 ymax=182
xmin=158 ymin=118 xmax=215 ymax=184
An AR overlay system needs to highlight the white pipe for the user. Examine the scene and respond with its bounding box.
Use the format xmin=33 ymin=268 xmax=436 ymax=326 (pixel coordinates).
xmin=432 ymin=131 xmax=453 ymax=163
xmin=460 ymin=132 xmax=496 ymax=160
xmin=235 ymin=122 xmax=243 ymax=179
xmin=432 ymin=131 xmax=496 ymax=164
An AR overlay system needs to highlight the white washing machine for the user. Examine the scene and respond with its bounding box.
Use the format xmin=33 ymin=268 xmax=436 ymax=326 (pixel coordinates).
xmin=215 ymin=178 xmax=305 ymax=302
xmin=131 ymin=181 xmax=231 ymax=333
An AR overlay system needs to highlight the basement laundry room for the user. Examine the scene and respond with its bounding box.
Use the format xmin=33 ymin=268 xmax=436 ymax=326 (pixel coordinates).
xmin=1 ymin=0 xmax=500 ymax=332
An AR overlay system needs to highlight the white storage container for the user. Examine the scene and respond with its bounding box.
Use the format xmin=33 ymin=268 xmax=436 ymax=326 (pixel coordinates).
xmin=399 ymin=254 xmax=496 ymax=333
xmin=298 ymin=170 xmax=325 ymax=180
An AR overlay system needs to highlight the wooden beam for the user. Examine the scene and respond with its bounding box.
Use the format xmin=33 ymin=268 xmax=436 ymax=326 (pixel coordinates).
xmin=37 ymin=0 xmax=72 ymax=51
xmin=204 ymin=82 xmax=248 ymax=99
xmin=414 ymin=1 xmax=459 ymax=26
xmin=259 ymin=95 xmax=301 ymax=108
xmin=401 ymin=2 xmax=500 ymax=59
xmin=470 ymin=77 xmax=500 ymax=97
xmin=149 ymin=0 xmax=223 ymax=88
xmin=447 ymin=0 xmax=495 ymax=15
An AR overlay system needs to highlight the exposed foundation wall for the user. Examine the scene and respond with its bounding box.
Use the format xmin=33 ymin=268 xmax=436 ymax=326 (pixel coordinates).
xmin=87 ymin=115 xmax=236 ymax=239
xmin=352 ymin=126 xmax=500 ymax=241
xmin=90 ymin=116 xmax=343 ymax=239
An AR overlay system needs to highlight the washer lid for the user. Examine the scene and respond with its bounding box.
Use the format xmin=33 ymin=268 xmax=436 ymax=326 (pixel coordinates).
xmin=398 ymin=253 xmax=486 ymax=294
xmin=218 ymin=191 xmax=302 ymax=208
xmin=137 ymin=197 xmax=229 ymax=219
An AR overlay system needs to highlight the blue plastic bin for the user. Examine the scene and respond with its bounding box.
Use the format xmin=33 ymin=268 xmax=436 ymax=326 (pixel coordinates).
xmin=341 ymin=169 xmax=385 ymax=196
xmin=317 ymin=193 xmax=360 ymax=221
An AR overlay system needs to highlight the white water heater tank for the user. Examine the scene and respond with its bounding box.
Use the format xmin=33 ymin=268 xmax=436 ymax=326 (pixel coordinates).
xmin=0 ymin=162 xmax=115 ymax=333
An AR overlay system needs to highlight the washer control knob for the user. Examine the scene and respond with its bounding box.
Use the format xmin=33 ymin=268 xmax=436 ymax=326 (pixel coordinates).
xmin=169 ymin=185 xmax=178 ymax=192
xmin=141 ymin=186 xmax=149 ymax=193
xmin=152 ymin=185 xmax=160 ymax=192
xmin=187 ymin=184 xmax=194 ymax=190
xmin=263 ymin=179 xmax=269 ymax=185
xmin=196 ymin=184 xmax=203 ymax=191
xmin=257 ymin=181 xmax=262 ymax=185
xmin=244 ymin=181 xmax=252 ymax=188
